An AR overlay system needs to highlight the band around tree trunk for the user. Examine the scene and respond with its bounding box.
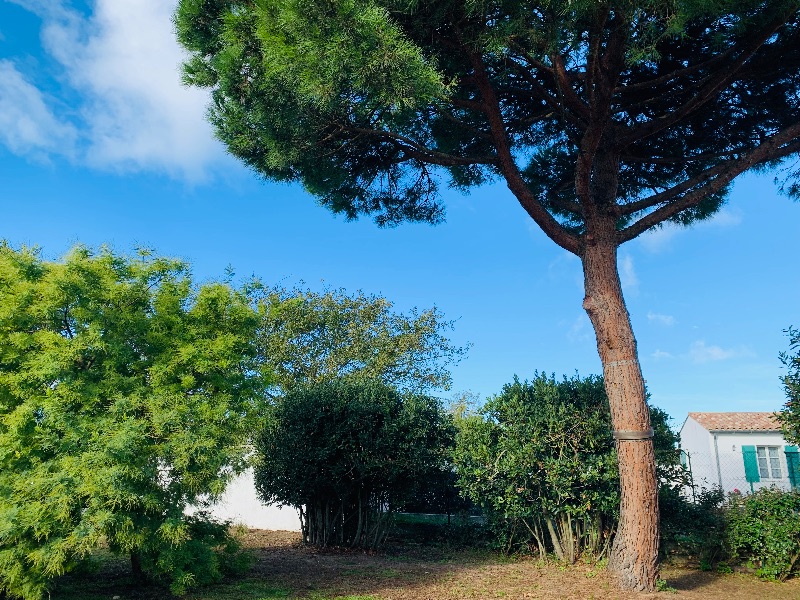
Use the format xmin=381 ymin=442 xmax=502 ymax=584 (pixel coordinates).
xmin=613 ymin=429 xmax=654 ymax=441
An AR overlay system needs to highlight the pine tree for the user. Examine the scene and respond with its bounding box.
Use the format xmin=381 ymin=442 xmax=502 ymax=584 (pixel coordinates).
xmin=175 ymin=1 xmax=800 ymax=589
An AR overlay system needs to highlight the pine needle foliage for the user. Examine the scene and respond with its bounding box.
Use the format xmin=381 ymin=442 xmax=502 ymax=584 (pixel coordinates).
xmin=176 ymin=0 xmax=800 ymax=235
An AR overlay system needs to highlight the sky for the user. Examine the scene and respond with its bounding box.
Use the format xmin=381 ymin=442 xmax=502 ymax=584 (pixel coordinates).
xmin=1 ymin=0 xmax=798 ymax=429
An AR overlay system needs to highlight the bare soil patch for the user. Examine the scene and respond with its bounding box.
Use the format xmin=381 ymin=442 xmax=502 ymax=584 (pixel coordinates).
xmin=53 ymin=529 xmax=800 ymax=600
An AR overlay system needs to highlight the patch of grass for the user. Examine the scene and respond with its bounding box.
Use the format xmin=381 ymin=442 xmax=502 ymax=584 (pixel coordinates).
xmin=656 ymin=578 xmax=677 ymax=593
xmin=218 ymin=579 xmax=292 ymax=598
xmin=50 ymin=529 xmax=800 ymax=600
xmin=716 ymin=563 xmax=733 ymax=574
xmin=53 ymin=571 xmax=294 ymax=600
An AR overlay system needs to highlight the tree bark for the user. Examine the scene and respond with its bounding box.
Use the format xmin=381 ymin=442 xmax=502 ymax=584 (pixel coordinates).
xmin=581 ymin=217 xmax=659 ymax=591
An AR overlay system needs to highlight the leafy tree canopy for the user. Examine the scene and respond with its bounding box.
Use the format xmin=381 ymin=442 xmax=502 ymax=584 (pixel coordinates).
xmin=255 ymin=285 xmax=466 ymax=394
xmin=0 ymin=245 xmax=265 ymax=599
xmin=176 ymin=0 xmax=800 ymax=241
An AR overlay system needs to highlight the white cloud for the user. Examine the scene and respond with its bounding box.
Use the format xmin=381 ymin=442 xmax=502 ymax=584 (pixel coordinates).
xmin=647 ymin=311 xmax=676 ymax=326
xmin=640 ymin=222 xmax=681 ymax=253
xmin=547 ymin=250 xmax=583 ymax=292
xmin=619 ymin=253 xmax=638 ymax=294
xmin=567 ymin=313 xmax=592 ymax=343
xmin=705 ymin=209 xmax=743 ymax=228
xmin=651 ymin=350 xmax=673 ymax=359
xmin=6 ymin=0 xmax=227 ymax=180
xmin=639 ymin=208 xmax=743 ymax=253
xmin=0 ymin=60 xmax=78 ymax=159
xmin=688 ymin=340 xmax=754 ymax=364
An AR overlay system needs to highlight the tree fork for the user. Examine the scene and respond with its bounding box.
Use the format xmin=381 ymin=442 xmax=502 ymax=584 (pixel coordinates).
xmin=581 ymin=218 xmax=659 ymax=591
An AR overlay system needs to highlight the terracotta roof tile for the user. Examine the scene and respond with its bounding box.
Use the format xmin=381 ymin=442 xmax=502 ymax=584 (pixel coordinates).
xmin=688 ymin=412 xmax=781 ymax=432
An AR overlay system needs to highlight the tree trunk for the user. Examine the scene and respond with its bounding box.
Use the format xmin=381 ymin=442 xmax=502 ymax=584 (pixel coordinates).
xmin=581 ymin=219 xmax=659 ymax=591
xmin=130 ymin=551 xmax=145 ymax=581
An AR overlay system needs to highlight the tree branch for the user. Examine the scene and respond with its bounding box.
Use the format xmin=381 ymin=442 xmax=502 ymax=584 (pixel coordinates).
xmin=548 ymin=194 xmax=584 ymax=216
xmin=552 ymin=54 xmax=592 ymax=122
xmin=618 ymin=123 xmax=800 ymax=242
xmin=449 ymin=96 xmax=486 ymax=113
xmin=346 ymin=126 xmax=497 ymax=167
xmin=616 ymin=47 xmax=736 ymax=96
xmin=507 ymin=39 xmax=555 ymax=76
xmin=575 ymin=10 xmax=629 ymax=208
xmin=433 ymin=106 xmax=493 ymax=140
xmin=503 ymin=62 xmax=587 ymax=129
xmin=621 ymin=150 xmax=744 ymax=165
xmin=470 ymin=52 xmax=581 ymax=255
xmin=617 ymin=162 xmax=732 ymax=217
xmin=621 ymin=10 xmax=795 ymax=145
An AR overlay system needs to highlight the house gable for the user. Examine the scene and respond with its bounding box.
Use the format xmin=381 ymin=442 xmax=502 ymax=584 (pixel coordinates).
xmin=679 ymin=411 xmax=796 ymax=494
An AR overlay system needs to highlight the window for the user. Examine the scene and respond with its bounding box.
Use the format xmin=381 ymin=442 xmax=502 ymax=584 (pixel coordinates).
xmin=756 ymin=446 xmax=782 ymax=479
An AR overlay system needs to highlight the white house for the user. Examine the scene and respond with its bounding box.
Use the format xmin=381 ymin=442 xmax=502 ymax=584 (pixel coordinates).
xmin=679 ymin=412 xmax=799 ymax=494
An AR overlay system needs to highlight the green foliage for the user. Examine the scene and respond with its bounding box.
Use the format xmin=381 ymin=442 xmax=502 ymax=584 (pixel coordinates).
xmin=397 ymin=466 xmax=473 ymax=516
xmin=655 ymin=578 xmax=677 ymax=593
xmin=778 ymin=327 xmax=800 ymax=444
xmin=650 ymin=405 xmax=684 ymax=484
xmin=452 ymin=372 xmax=679 ymax=561
xmin=175 ymin=0 xmax=448 ymax=225
xmin=253 ymin=379 xmax=453 ymax=549
xmin=453 ymin=373 xmax=618 ymax=560
xmin=659 ymin=485 xmax=726 ymax=562
xmin=0 ymin=245 xmax=264 ymax=599
xmin=255 ymin=286 xmax=466 ymax=394
xmin=176 ymin=0 xmax=800 ymax=234
xmin=137 ymin=515 xmax=252 ymax=596
xmin=725 ymin=488 xmax=800 ymax=581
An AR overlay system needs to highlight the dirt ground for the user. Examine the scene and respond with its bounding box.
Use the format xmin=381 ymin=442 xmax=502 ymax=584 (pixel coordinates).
xmin=238 ymin=530 xmax=800 ymax=600
xmin=50 ymin=529 xmax=800 ymax=599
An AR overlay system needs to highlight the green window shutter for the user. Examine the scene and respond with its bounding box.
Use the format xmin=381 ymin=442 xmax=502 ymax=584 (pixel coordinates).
xmin=786 ymin=446 xmax=800 ymax=490
xmin=742 ymin=445 xmax=760 ymax=483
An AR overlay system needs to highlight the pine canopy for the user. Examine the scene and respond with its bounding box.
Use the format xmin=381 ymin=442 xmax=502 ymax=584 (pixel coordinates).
xmin=176 ymin=0 xmax=800 ymax=252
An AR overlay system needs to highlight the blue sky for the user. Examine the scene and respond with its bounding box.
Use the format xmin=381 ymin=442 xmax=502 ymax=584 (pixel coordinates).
xmin=1 ymin=0 xmax=798 ymax=427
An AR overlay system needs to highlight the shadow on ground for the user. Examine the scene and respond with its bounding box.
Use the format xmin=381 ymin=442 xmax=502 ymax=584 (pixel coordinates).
xmin=51 ymin=530 xmax=800 ymax=600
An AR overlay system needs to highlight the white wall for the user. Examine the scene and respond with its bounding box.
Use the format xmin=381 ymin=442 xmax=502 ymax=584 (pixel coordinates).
xmin=714 ymin=431 xmax=792 ymax=493
xmin=207 ymin=468 xmax=302 ymax=531
xmin=679 ymin=416 xmax=719 ymax=490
